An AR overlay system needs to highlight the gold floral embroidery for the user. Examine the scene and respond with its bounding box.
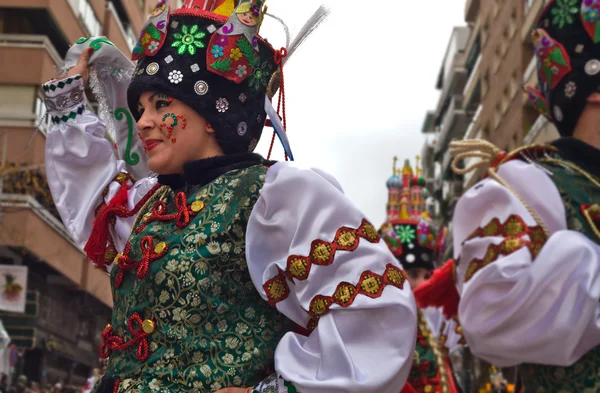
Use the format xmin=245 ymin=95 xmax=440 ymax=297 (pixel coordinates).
xmin=104 ymin=166 xmax=295 ymax=392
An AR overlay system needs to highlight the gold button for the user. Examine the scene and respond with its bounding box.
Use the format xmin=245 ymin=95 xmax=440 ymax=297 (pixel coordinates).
xmin=154 ymin=242 xmax=167 ymax=254
xmin=142 ymin=319 xmax=155 ymax=334
xmin=424 ymin=385 xmax=432 ymax=393
xmin=105 ymin=323 xmax=111 ymax=330
xmin=191 ymin=200 xmax=205 ymax=213
xmin=113 ymin=252 xmax=123 ymax=265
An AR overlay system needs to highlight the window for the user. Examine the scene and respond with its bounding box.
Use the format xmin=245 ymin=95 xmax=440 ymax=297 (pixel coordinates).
xmin=482 ymin=17 xmax=490 ymax=47
xmin=501 ymin=86 xmax=510 ymax=115
xmin=482 ymin=70 xmax=490 ymax=97
xmin=510 ymin=69 xmax=519 ymax=99
xmin=72 ymin=0 xmax=101 ymax=36
xmin=494 ymin=103 xmax=502 ymax=129
xmin=493 ymin=45 xmax=502 ymax=73
xmin=509 ymin=7 xmax=518 ymax=39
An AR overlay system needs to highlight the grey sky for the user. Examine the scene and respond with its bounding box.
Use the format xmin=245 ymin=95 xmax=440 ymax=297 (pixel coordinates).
xmin=255 ymin=0 xmax=466 ymax=227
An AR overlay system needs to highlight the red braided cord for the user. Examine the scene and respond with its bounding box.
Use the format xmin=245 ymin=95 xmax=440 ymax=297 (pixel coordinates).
xmin=267 ymin=48 xmax=288 ymax=161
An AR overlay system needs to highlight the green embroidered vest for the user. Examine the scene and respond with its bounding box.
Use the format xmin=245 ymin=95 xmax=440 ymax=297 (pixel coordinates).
xmin=99 ymin=165 xmax=294 ymax=393
xmin=517 ymin=156 xmax=600 ymax=393
xmin=407 ymin=310 xmax=450 ymax=393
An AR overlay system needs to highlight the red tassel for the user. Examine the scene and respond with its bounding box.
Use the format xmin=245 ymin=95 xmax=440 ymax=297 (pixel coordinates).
xmin=413 ymin=259 xmax=460 ymax=319
xmin=84 ymin=182 xmax=131 ymax=268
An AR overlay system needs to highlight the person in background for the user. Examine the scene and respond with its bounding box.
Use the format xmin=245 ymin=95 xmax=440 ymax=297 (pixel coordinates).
xmin=380 ymin=157 xmax=461 ymax=393
xmin=449 ymin=0 xmax=600 ymax=391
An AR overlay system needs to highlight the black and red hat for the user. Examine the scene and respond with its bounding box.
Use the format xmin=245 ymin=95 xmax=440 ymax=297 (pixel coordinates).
xmin=127 ymin=0 xmax=292 ymax=156
xmin=524 ymin=0 xmax=600 ymax=136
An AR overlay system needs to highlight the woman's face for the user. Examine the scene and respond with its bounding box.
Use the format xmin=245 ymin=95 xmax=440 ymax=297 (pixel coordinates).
xmin=406 ymin=267 xmax=432 ymax=291
xmin=136 ymin=91 xmax=222 ymax=174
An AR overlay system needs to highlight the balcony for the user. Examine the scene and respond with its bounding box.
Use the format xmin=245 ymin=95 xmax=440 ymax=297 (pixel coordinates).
xmin=0 ymin=34 xmax=62 ymax=85
xmin=434 ymin=96 xmax=472 ymax=160
xmin=421 ymin=111 xmax=437 ymax=134
xmin=463 ymin=55 xmax=481 ymax=109
xmin=465 ymin=0 xmax=481 ymax=24
xmin=522 ymin=0 xmax=547 ymax=42
xmin=0 ymin=164 xmax=112 ymax=307
xmin=0 ymin=0 xmax=90 ymax=45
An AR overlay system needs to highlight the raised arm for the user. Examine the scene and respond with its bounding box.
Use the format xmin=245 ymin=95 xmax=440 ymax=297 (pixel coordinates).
xmin=453 ymin=160 xmax=600 ymax=367
xmin=44 ymin=49 xmax=156 ymax=263
xmin=246 ymin=162 xmax=417 ymax=393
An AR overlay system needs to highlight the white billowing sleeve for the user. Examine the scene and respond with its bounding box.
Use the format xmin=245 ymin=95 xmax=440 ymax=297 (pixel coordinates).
xmin=453 ymin=160 xmax=600 ymax=367
xmin=246 ymin=162 xmax=417 ymax=393
xmin=44 ymin=76 xmax=157 ymax=254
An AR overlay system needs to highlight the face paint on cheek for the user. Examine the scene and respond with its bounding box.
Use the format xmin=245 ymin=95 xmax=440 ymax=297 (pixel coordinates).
xmin=160 ymin=113 xmax=187 ymax=144
xmin=160 ymin=113 xmax=178 ymax=141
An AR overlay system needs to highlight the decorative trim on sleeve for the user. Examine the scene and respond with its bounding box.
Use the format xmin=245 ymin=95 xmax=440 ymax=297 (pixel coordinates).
xmin=45 ymin=86 xmax=85 ymax=112
xmin=286 ymin=219 xmax=380 ymax=281
xmin=43 ymin=75 xmax=82 ymax=93
xmin=463 ymin=214 xmax=548 ymax=283
xmin=308 ymin=264 xmax=407 ymax=318
xmin=464 ymin=236 xmax=539 ymax=283
xmin=263 ymin=219 xmax=380 ymax=306
xmin=50 ymin=105 xmax=86 ymax=124
xmin=252 ymin=373 xmax=297 ymax=393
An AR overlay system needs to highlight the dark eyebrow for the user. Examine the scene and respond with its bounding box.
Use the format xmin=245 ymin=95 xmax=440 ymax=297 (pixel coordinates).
xmin=137 ymin=92 xmax=159 ymax=108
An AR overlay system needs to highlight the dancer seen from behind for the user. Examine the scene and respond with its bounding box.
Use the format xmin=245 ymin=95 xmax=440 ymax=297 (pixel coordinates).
xmin=42 ymin=0 xmax=418 ymax=392
xmin=380 ymin=157 xmax=462 ymax=393
xmin=448 ymin=1 xmax=600 ymax=391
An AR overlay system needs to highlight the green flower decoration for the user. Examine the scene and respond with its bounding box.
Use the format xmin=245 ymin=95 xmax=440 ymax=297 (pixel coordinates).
xmin=248 ymin=61 xmax=271 ymax=92
xmin=551 ymin=0 xmax=579 ymax=29
xmin=172 ymin=24 xmax=206 ymax=56
xmin=398 ymin=225 xmax=416 ymax=244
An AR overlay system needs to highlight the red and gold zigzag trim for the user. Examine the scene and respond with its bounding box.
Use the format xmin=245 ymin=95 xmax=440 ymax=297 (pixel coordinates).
xmin=463 ymin=214 xmax=547 ymax=283
xmin=464 ymin=236 xmax=543 ymax=283
xmin=465 ymin=214 xmax=546 ymax=243
xmin=308 ymin=264 xmax=407 ymax=318
xmin=263 ymin=219 xmax=380 ymax=306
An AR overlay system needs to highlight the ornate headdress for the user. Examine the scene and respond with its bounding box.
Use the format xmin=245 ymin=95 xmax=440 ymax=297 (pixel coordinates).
xmin=127 ymin=0 xmax=328 ymax=158
xmin=524 ymin=0 xmax=600 ymax=136
xmin=379 ymin=156 xmax=436 ymax=271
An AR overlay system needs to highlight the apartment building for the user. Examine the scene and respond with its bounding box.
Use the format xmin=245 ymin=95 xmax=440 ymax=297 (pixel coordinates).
xmin=422 ymin=0 xmax=560 ymax=239
xmin=0 ymin=0 xmax=180 ymax=385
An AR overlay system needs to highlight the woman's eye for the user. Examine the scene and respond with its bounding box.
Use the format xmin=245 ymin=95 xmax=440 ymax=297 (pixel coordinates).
xmin=156 ymin=100 xmax=170 ymax=110
xmin=138 ymin=108 xmax=145 ymax=117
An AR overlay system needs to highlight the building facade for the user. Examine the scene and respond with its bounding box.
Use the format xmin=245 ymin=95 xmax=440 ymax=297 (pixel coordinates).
xmin=0 ymin=0 xmax=180 ymax=386
xmin=422 ymin=0 xmax=560 ymax=240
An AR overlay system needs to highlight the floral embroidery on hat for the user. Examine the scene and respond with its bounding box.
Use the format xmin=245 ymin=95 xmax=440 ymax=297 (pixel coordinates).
xmin=211 ymin=45 xmax=225 ymax=58
xmin=582 ymin=0 xmax=600 ymax=43
xmin=235 ymin=65 xmax=247 ymax=78
xmin=551 ymin=0 xmax=578 ymax=28
xmin=172 ymin=24 xmax=206 ymax=56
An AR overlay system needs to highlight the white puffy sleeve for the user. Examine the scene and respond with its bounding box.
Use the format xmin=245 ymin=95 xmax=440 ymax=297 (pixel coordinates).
xmin=44 ymin=75 xmax=157 ymax=258
xmin=453 ymin=159 xmax=600 ymax=367
xmin=246 ymin=162 xmax=417 ymax=393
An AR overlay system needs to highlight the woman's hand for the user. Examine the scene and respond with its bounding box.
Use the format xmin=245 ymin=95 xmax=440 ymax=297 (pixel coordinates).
xmin=64 ymin=47 xmax=94 ymax=85
xmin=214 ymin=388 xmax=253 ymax=393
